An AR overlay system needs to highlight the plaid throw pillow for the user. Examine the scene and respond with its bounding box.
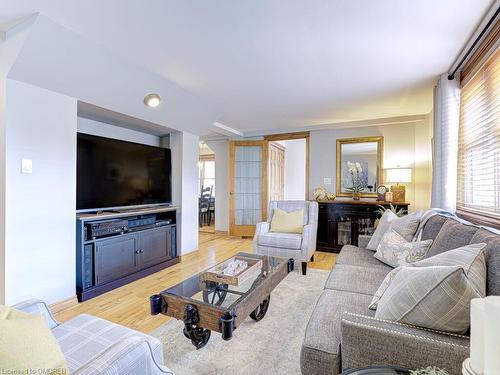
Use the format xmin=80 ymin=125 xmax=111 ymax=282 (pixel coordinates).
xmin=372 ymin=243 xmax=487 ymax=334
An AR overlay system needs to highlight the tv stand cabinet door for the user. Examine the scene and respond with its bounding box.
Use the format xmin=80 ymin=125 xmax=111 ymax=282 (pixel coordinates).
xmin=138 ymin=227 xmax=172 ymax=269
xmin=95 ymin=235 xmax=139 ymax=286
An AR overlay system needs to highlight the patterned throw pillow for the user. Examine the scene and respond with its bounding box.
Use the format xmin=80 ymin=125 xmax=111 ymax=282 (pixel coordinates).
xmin=374 ymin=265 xmax=483 ymax=334
xmin=366 ymin=210 xmax=423 ymax=251
xmin=374 ymin=230 xmax=433 ymax=268
xmin=369 ymin=243 xmax=487 ymax=310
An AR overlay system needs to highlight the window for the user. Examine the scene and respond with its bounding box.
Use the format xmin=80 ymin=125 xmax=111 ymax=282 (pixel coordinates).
xmin=199 ymin=159 xmax=215 ymax=195
xmin=457 ymin=49 xmax=500 ymax=225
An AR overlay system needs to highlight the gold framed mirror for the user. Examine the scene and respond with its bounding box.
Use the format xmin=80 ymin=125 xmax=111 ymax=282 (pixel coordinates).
xmin=336 ymin=136 xmax=383 ymax=198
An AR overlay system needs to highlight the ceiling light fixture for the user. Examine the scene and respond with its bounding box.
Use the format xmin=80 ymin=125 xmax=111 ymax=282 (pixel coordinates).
xmin=144 ymin=93 xmax=161 ymax=108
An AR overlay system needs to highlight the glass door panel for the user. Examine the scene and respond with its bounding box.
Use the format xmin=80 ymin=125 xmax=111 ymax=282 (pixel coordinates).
xmin=230 ymin=141 xmax=268 ymax=236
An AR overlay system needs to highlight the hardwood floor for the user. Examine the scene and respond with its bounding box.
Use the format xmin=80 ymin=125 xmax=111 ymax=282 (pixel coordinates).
xmin=54 ymin=232 xmax=336 ymax=334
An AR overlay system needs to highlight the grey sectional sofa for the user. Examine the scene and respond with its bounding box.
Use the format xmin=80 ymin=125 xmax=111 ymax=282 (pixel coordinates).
xmin=300 ymin=214 xmax=500 ymax=375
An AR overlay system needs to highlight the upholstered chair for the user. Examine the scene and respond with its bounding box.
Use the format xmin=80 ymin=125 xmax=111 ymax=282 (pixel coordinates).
xmin=253 ymin=200 xmax=318 ymax=275
xmin=12 ymin=299 xmax=173 ymax=375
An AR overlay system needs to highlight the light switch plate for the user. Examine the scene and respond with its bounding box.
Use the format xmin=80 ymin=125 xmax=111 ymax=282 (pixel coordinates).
xmin=21 ymin=159 xmax=33 ymax=174
xmin=323 ymin=177 xmax=332 ymax=185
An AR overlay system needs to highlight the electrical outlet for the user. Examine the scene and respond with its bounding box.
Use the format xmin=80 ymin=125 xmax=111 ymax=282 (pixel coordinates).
xmin=323 ymin=177 xmax=332 ymax=185
xmin=21 ymin=159 xmax=33 ymax=174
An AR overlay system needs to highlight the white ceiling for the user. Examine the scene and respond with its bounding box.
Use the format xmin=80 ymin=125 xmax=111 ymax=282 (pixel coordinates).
xmin=0 ymin=0 xmax=494 ymax=134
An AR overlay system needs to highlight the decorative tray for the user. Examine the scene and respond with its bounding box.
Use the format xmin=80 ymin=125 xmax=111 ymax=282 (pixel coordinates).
xmin=200 ymin=256 xmax=263 ymax=286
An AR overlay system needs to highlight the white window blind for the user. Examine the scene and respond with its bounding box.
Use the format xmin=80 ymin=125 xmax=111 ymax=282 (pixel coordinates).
xmin=457 ymin=49 xmax=500 ymax=219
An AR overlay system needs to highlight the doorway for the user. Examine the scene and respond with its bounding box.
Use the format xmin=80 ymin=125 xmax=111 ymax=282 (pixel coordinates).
xmin=199 ymin=142 xmax=215 ymax=233
xmin=266 ymin=132 xmax=309 ymax=201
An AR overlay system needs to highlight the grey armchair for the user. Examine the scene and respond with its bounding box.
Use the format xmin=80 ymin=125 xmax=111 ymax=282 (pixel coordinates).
xmin=253 ymin=200 xmax=318 ymax=275
xmin=12 ymin=299 xmax=173 ymax=375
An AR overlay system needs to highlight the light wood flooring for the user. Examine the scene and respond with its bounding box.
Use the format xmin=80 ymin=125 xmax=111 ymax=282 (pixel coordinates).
xmin=54 ymin=232 xmax=336 ymax=334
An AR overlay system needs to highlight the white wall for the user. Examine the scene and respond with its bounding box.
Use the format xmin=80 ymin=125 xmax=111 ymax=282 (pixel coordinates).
xmin=282 ymin=139 xmax=306 ymax=200
xmin=77 ymin=117 xmax=160 ymax=146
xmin=171 ymin=131 xmax=199 ymax=254
xmin=309 ymin=120 xmax=432 ymax=211
xmin=0 ymin=15 xmax=33 ymax=304
xmin=5 ymin=80 xmax=77 ymax=305
xmin=205 ymin=140 xmax=229 ymax=231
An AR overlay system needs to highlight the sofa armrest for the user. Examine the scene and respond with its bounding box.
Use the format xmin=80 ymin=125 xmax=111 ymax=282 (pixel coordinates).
xmin=254 ymin=221 xmax=270 ymax=237
xmin=357 ymin=235 xmax=372 ymax=249
xmin=340 ymin=313 xmax=469 ymax=374
xmin=73 ymin=336 xmax=173 ymax=375
xmin=301 ymin=224 xmax=317 ymax=259
xmin=12 ymin=299 xmax=59 ymax=329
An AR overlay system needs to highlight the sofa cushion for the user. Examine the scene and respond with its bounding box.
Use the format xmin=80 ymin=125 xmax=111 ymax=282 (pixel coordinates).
xmin=470 ymin=228 xmax=500 ymax=295
xmin=421 ymin=214 xmax=448 ymax=241
xmin=325 ymin=264 xmax=390 ymax=296
xmin=336 ymin=245 xmax=392 ymax=271
xmin=257 ymin=232 xmax=302 ymax=249
xmin=300 ymin=290 xmax=374 ymax=375
xmin=426 ymin=218 xmax=479 ymax=257
xmin=52 ymin=314 xmax=163 ymax=373
xmin=375 ymin=265 xmax=483 ymax=334
xmin=374 ymin=230 xmax=433 ymax=267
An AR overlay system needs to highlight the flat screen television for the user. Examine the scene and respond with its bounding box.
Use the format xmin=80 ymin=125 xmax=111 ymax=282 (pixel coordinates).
xmin=77 ymin=133 xmax=172 ymax=211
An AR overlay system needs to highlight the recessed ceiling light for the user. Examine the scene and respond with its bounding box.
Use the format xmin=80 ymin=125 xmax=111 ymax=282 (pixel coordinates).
xmin=144 ymin=93 xmax=161 ymax=108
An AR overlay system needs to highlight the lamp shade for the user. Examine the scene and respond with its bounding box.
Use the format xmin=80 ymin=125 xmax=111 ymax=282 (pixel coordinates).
xmin=385 ymin=168 xmax=412 ymax=183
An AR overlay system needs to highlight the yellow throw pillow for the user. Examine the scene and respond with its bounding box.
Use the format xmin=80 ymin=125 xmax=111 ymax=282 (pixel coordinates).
xmin=270 ymin=208 xmax=304 ymax=234
xmin=0 ymin=305 xmax=69 ymax=374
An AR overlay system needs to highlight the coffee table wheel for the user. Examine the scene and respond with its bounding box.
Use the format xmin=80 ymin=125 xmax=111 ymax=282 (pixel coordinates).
xmin=203 ymin=281 xmax=228 ymax=306
xmin=183 ymin=326 xmax=211 ymax=350
xmin=250 ymin=295 xmax=271 ymax=321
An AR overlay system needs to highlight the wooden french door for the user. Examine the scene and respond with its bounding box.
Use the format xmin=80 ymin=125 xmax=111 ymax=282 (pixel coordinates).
xmin=229 ymin=141 xmax=268 ymax=237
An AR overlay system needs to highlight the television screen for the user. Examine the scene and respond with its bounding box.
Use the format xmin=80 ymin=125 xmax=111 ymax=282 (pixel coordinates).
xmin=77 ymin=133 xmax=172 ymax=211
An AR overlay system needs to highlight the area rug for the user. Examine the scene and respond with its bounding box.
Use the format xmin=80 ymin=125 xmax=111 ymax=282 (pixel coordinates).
xmin=152 ymin=268 xmax=329 ymax=375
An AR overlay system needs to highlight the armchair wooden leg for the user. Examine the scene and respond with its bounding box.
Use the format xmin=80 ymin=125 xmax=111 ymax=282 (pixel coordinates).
xmin=310 ymin=254 xmax=315 ymax=262
xmin=301 ymin=262 xmax=307 ymax=275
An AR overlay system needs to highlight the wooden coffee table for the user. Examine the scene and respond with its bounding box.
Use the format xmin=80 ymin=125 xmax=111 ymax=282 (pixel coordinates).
xmin=150 ymin=252 xmax=293 ymax=349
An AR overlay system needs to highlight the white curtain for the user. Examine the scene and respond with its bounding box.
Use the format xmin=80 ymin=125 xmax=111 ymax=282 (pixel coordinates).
xmin=431 ymin=74 xmax=461 ymax=212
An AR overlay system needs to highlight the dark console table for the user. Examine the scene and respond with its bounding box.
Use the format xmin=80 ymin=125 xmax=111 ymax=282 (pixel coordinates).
xmin=316 ymin=200 xmax=410 ymax=253
xmin=76 ymin=206 xmax=179 ymax=301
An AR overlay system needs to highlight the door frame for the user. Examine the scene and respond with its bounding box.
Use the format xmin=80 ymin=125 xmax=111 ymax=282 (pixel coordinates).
xmin=229 ymin=140 xmax=269 ymax=237
xmin=263 ymin=131 xmax=310 ymax=200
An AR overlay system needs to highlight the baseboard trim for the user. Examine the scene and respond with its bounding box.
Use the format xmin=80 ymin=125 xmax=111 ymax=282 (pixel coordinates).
xmin=50 ymin=296 xmax=79 ymax=314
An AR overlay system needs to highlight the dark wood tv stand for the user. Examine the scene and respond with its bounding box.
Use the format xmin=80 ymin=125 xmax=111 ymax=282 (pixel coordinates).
xmin=76 ymin=206 xmax=179 ymax=301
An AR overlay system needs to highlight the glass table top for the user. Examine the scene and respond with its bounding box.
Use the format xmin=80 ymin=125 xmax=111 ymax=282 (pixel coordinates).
xmin=162 ymin=252 xmax=287 ymax=310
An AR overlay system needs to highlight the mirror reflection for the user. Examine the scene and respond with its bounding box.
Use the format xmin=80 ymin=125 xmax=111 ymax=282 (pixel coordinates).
xmin=336 ymin=137 xmax=383 ymax=197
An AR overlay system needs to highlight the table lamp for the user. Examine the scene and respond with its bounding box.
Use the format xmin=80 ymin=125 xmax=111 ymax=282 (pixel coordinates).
xmin=385 ymin=167 xmax=412 ymax=203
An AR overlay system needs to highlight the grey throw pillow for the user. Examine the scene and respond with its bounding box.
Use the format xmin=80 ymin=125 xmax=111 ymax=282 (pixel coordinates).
xmin=391 ymin=210 xmax=423 ymax=241
xmin=369 ymin=243 xmax=486 ymax=310
xmin=374 ymin=230 xmax=433 ymax=268
xmin=375 ymin=265 xmax=482 ymax=333
xmin=426 ymin=218 xmax=479 ymax=257
xmin=366 ymin=210 xmax=397 ymax=250
xmin=366 ymin=210 xmax=423 ymax=251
